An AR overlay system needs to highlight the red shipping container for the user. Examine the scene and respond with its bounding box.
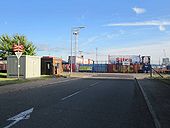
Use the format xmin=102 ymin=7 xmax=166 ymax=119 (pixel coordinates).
xmin=108 ymin=64 xmax=113 ymax=73
xmin=108 ymin=64 xmax=118 ymax=73
xmin=72 ymin=64 xmax=76 ymax=72
xmin=133 ymin=64 xmax=140 ymax=73
xmin=0 ymin=64 xmax=7 ymax=71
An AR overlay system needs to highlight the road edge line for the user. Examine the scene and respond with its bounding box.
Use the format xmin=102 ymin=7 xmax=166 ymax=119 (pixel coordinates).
xmin=134 ymin=78 xmax=161 ymax=128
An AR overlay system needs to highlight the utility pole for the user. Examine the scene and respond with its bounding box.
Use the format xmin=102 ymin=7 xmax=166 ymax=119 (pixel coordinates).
xmin=70 ymin=28 xmax=73 ymax=74
xmin=163 ymin=49 xmax=166 ymax=57
xmin=73 ymin=31 xmax=79 ymax=58
xmin=96 ymin=48 xmax=98 ymax=64
xmin=73 ymin=31 xmax=79 ymax=72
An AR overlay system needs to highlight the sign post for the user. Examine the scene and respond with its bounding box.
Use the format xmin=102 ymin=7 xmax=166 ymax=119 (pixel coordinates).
xmin=13 ymin=41 xmax=24 ymax=79
xmin=15 ymin=52 xmax=22 ymax=79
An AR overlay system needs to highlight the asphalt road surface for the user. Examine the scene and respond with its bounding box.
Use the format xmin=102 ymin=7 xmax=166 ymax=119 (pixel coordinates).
xmin=0 ymin=77 xmax=155 ymax=128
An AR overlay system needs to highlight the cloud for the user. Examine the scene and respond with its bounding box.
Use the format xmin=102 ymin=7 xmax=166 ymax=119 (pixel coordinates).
xmin=80 ymin=36 xmax=99 ymax=47
xmin=132 ymin=7 xmax=146 ymax=14
xmin=106 ymin=20 xmax=170 ymax=26
xmin=80 ymin=30 xmax=126 ymax=48
xmin=159 ymin=25 xmax=166 ymax=31
xmin=104 ymin=30 xmax=125 ymax=39
xmin=106 ymin=20 xmax=170 ymax=31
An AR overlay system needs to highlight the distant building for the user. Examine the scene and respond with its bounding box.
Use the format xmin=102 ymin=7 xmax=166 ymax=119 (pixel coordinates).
xmin=162 ymin=58 xmax=169 ymax=66
xmin=68 ymin=56 xmax=94 ymax=64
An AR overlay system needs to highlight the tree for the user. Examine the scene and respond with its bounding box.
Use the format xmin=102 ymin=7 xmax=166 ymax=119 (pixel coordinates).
xmin=0 ymin=34 xmax=36 ymax=60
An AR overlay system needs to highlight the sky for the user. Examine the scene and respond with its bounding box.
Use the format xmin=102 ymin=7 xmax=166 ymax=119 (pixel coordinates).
xmin=0 ymin=0 xmax=170 ymax=64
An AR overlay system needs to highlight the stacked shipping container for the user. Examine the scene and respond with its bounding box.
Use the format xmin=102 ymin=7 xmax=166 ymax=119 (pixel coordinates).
xmin=0 ymin=60 xmax=7 ymax=72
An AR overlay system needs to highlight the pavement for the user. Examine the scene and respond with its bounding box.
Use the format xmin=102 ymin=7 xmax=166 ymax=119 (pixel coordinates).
xmin=0 ymin=73 xmax=170 ymax=128
xmin=138 ymin=78 xmax=170 ymax=128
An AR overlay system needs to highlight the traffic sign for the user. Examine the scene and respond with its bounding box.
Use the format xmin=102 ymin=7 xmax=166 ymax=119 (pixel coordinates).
xmin=122 ymin=61 xmax=130 ymax=66
xmin=13 ymin=44 xmax=24 ymax=52
xmin=15 ymin=52 xmax=22 ymax=59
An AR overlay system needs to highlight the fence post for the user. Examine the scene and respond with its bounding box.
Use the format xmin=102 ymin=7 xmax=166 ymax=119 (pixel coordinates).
xmin=150 ymin=66 xmax=152 ymax=78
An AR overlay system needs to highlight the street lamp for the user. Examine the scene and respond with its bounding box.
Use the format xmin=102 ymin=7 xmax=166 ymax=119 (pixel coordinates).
xmin=70 ymin=26 xmax=85 ymax=74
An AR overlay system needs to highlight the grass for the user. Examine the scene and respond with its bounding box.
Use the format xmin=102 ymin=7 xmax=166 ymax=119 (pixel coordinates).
xmin=0 ymin=78 xmax=29 ymax=86
xmin=0 ymin=72 xmax=7 ymax=78
xmin=151 ymin=74 xmax=170 ymax=85
xmin=0 ymin=75 xmax=54 ymax=86
xmin=61 ymin=72 xmax=92 ymax=78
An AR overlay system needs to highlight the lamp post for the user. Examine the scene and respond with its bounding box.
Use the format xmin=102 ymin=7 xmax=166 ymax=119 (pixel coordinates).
xmin=70 ymin=26 xmax=85 ymax=74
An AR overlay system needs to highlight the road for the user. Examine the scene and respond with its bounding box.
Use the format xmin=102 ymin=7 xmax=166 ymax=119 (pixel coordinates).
xmin=0 ymin=76 xmax=155 ymax=128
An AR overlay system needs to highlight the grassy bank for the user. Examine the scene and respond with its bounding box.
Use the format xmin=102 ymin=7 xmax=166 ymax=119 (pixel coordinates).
xmin=0 ymin=75 xmax=54 ymax=86
xmin=151 ymin=74 xmax=170 ymax=85
xmin=0 ymin=72 xmax=7 ymax=78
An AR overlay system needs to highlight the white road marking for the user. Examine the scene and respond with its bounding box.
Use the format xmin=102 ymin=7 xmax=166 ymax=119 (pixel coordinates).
xmin=61 ymin=82 xmax=100 ymax=101
xmin=89 ymin=82 xmax=100 ymax=87
xmin=4 ymin=108 xmax=34 ymax=128
xmin=61 ymin=91 xmax=81 ymax=101
xmin=48 ymin=78 xmax=81 ymax=86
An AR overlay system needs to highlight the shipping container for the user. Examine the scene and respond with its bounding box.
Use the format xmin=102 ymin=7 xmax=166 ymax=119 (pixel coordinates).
xmin=107 ymin=64 xmax=118 ymax=73
xmin=62 ymin=64 xmax=76 ymax=72
xmin=93 ymin=64 xmax=107 ymax=73
xmin=72 ymin=64 xmax=76 ymax=72
xmin=79 ymin=64 xmax=93 ymax=72
xmin=88 ymin=59 xmax=94 ymax=64
xmin=167 ymin=65 xmax=170 ymax=70
xmin=133 ymin=64 xmax=140 ymax=73
xmin=108 ymin=63 xmax=140 ymax=73
xmin=108 ymin=64 xmax=113 ymax=73
xmin=68 ymin=56 xmax=83 ymax=64
xmin=108 ymin=55 xmax=141 ymax=64
xmin=83 ymin=59 xmax=89 ymax=64
xmin=62 ymin=64 xmax=70 ymax=72
xmin=0 ymin=60 xmax=7 ymax=72
xmin=142 ymin=64 xmax=151 ymax=73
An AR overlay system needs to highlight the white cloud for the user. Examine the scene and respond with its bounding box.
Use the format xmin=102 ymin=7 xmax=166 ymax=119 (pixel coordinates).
xmin=132 ymin=7 xmax=146 ymax=14
xmin=80 ymin=36 xmax=99 ymax=47
xmin=106 ymin=20 xmax=170 ymax=26
xmin=159 ymin=25 xmax=166 ymax=31
xmin=80 ymin=30 xmax=126 ymax=48
xmin=106 ymin=20 xmax=170 ymax=31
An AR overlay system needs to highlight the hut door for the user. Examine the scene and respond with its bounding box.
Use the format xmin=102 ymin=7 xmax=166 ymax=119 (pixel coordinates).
xmin=46 ymin=62 xmax=52 ymax=75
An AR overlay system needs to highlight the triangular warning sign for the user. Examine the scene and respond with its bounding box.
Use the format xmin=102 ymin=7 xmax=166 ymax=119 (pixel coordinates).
xmin=15 ymin=52 xmax=22 ymax=59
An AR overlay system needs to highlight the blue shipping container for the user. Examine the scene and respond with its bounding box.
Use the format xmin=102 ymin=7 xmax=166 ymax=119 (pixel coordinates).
xmin=93 ymin=64 xmax=107 ymax=73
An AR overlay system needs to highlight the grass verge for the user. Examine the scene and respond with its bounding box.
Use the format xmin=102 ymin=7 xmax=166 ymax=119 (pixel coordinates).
xmin=0 ymin=75 xmax=54 ymax=86
xmin=0 ymin=72 xmax=7 ymax=78
xmin=151 ymin=75 xmax=170 ymax=85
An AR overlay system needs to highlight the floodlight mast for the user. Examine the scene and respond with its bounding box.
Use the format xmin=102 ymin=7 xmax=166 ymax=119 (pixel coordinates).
xmin=70 ymin=26 xmax=85 ymax=74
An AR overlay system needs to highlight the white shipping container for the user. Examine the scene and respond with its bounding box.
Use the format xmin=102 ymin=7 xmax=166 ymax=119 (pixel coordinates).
xmin=88 ymin=59 xmax=94 ymax=64
xmin=7 ymin=55 xmax=41 ymax=79
xmin=108 ymin=55 xmax=141 ymax=64
xmin=83 ymin=59 xmax=89 ymax=64
xmin=68 ymin=56 xmax=83 ymax=64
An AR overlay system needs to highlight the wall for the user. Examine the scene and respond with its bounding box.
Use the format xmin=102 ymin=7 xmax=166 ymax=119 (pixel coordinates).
xmin=26 ymin=56 xmax=41 ymax=78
